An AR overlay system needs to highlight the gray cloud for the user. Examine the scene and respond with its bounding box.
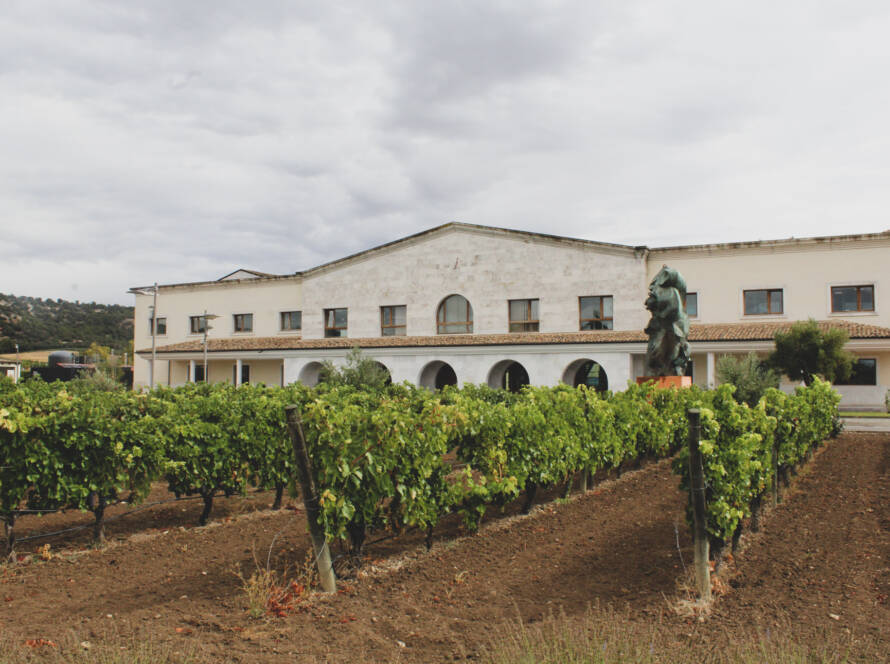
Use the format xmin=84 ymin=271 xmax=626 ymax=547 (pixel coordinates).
xmin=1 ymin=1 xmax=889 ymax=304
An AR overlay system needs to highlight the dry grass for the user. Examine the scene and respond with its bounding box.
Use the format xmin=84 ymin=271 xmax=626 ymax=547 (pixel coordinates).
xmin=482 ymin=605 xmax=868 ymax=664
xmin=234 ymin=544 xmax=316 ymax=620
xmin=0 ymin=631 xmax=196 ymax=664
xmin=0 ymin=351 xmax=52 ymax=362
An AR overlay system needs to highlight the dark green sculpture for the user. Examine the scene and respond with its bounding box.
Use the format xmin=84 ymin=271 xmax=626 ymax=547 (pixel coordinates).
xmin=644 ymin=266 xmax=690 ymax=376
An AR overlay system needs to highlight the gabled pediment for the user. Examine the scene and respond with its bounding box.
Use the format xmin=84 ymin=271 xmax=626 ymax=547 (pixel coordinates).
xmin=218 ymin=269 xmax=278 ymax=281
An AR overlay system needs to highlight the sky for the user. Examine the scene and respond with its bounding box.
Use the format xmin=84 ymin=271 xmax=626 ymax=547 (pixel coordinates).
xmin=2 ymin=1 xmax=890 ymax=305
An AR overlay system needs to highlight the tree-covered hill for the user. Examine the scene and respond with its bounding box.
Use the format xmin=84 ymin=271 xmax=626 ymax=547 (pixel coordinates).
xmin=0 ymin=293 xmax=133 ymax=353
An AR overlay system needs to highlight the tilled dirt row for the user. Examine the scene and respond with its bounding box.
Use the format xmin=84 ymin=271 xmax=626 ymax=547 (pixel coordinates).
xmin=689 ymin=431 xmax=890 ymax=653
xmin=1 ymin=432 xmax=887 ymax=663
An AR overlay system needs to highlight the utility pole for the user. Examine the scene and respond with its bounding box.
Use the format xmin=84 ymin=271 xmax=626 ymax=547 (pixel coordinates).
xmin=202 ymin=310 xmax=219 ymax=383
xmin=150 ymin=282 xmax=158 ymax=389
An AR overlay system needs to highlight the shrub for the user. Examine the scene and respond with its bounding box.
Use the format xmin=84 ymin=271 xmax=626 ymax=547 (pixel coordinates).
xmin=715 ymin=352 xmax=779 ymax=406
xmin=317 ymin=347 xmax=391 ymax=391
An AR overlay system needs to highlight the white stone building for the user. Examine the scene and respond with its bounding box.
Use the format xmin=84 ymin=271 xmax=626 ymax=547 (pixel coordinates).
xmin=131 ymin=223 xmax=890 ymax=408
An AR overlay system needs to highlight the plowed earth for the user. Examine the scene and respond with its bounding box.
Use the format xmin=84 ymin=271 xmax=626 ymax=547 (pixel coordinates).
xmin=1 ymin=432 xmax=887 ymax=662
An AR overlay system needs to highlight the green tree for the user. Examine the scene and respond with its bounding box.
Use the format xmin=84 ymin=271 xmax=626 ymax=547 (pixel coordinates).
xmin=318 ymin=347 xmax=391 ymax=391
xmin=85 ymin=342 xmax=112 ymax=364
xmin=716 ymin=352 xmax=780 ymax=406
xmin=768 ymin=319 xmax=853 ymax=386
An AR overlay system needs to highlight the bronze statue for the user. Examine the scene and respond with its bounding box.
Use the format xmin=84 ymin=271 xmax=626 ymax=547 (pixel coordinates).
xmin=644 ymin=266 xmax=690 ymax=376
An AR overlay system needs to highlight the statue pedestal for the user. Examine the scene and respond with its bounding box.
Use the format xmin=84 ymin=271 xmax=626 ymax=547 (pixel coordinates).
xmin=636 ymin=375 xmax=693 ymax=389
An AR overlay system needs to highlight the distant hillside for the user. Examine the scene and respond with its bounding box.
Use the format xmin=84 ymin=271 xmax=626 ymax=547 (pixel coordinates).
xmin=0 ymin=293 xmax=133 ymax=353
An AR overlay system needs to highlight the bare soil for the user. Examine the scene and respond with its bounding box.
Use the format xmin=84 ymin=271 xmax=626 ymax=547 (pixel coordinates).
xmin=1 ymin=432 xmax=887 ymax=662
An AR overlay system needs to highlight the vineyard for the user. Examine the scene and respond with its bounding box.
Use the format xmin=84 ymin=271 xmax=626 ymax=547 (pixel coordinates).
xmin=1 ymin=375 xmax=839 ymax=566
xmin=0 ymin=373 xmax=885 ymax=663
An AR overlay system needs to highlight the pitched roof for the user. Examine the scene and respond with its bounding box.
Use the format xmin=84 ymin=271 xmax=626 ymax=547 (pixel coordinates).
xmin=138 ymin=319 xmax=890 ymax=355
xmin=129 ymin=222 xmax=890 ymax=294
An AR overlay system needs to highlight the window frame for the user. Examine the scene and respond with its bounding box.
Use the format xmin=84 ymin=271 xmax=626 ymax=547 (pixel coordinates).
xmin=189 ymin=315 xmax=207 ymax=335
xmin=835 ymin=358 xmax=877 ymax=386
xmin=380 ymin=305 xmax=407 ymax=336
xmin=324 ymin=307 xmax=348 ymax=338
xmin=279 ymin=310 xmax=302 ymax=332
xmin=743 ymin=288 xmax=784 ymax=316
xmin=149 ymin=316 xmax=167 ymax=336
xmin=437 ymin=295 xmax=474 ymax=335
xmin=578 ymin=295 xmax=614 ymax=330
xmin=830 ymin=284 xmax=875 ymax=314
xmin=508 ymin=298 xmax=540 ymax=333
xmin=684 ymin=292 xmax=698 ymax=318
xmin=233 ymin=313 xmax=253 ymax=333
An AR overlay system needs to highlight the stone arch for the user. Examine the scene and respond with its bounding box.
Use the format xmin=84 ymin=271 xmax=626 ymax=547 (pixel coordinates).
xmin=487 ymin=359 xmax=530 ymax=393
xmin=298 ymin=361 xmax=324 ymax=387
xmin=419 ymin=360 xmax=458 ymax=390
xmin=372 ymin=361 xmax=393 ymax=386
xmin=563 ymin=358 xmax=609 ymax=392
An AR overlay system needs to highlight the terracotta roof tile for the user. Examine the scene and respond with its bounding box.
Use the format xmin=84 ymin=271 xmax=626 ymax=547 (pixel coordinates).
xmin=138 ymin=319 xmax=890 ymax=355
xmin=689 ymin=319 xmax=890 ymax=341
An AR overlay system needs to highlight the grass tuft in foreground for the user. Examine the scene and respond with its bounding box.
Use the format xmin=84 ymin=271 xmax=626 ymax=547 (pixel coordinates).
xmin=483 ymin=606 xmax=868 ymax=664
xmin=0 ymin=632 xmax=196 ymax=664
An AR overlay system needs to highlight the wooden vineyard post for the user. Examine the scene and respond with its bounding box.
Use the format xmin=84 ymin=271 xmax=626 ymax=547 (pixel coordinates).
xmin=285 ymin=405 xmax=337 ymax=594
xmin=3 ymin=515 xmax=14 ymax=561
xmin=687 ymin=409 xmax=711 ymax=602
xmin=772 ymin=436 xmax=780 ymax=507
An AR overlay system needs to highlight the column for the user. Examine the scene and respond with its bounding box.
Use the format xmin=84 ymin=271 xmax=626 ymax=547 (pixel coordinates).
xmin=707 ymin=352 xmax=716 ymax=389
xmin=235 ymin=358 xmax=243 ymax=386
xmin=189 ymin=359 xmax=196 ymax=383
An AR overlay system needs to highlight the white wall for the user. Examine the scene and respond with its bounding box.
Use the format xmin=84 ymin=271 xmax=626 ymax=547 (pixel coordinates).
xmin=650 ymin=235 xmax=890 ymax=327
xmin=132 ymin=276 xmax=301 ymax=387
xmin=301 ymin=227 xmax=649 ymax=339
xmin=283 ymin=345 xmax=635 ymax=392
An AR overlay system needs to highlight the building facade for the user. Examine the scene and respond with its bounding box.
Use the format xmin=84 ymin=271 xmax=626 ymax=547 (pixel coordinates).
xmin=132 ymin=223 xmax=890 ymax=408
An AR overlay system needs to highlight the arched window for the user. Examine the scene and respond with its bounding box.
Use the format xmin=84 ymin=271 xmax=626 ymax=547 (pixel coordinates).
xmin=437 ymin=295 xmax=473 ymax=334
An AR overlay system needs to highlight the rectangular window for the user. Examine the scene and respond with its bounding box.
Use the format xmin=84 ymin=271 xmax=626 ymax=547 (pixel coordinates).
xmin=579 ymin=296 xmax=614 ymax=330
xmin=509 ymin=298 xmax=540 ymax=333
xmin=233 ymin=313 xmax=253 ymax=333
xmin=831 ymin=285 xmax=874 ymax=313
xmin=189 ymin=315 xmax=207 ymax=334
xmin=280 ymin=311 xmax=302 ymax=331
xmin=743 ymin=289 xmax=783 ymax=315
xmin=836 ymin=358 xmax=877 ymax=385
xmin=149 ymin=317 xmax=167 ymax=335
xmin=685 ymin=293 xmax=698 ymax=318
xmin=324 ymin=308 xmax=347 ymax=337
xmin=193 ymin=364 xmax=205 ymax=382
xmin=381 ymin=305 xmax=407 ymax=336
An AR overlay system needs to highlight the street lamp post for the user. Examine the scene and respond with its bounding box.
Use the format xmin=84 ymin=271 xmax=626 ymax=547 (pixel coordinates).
xmin=149 ymin=282 xmax=158 ymax=389
xmin=202 ymin=310 xmax=219 ymax=383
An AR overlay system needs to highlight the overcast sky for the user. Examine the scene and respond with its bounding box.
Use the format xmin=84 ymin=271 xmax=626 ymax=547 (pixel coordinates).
xmin=2 ymin=1 xmax=889 ymax=305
